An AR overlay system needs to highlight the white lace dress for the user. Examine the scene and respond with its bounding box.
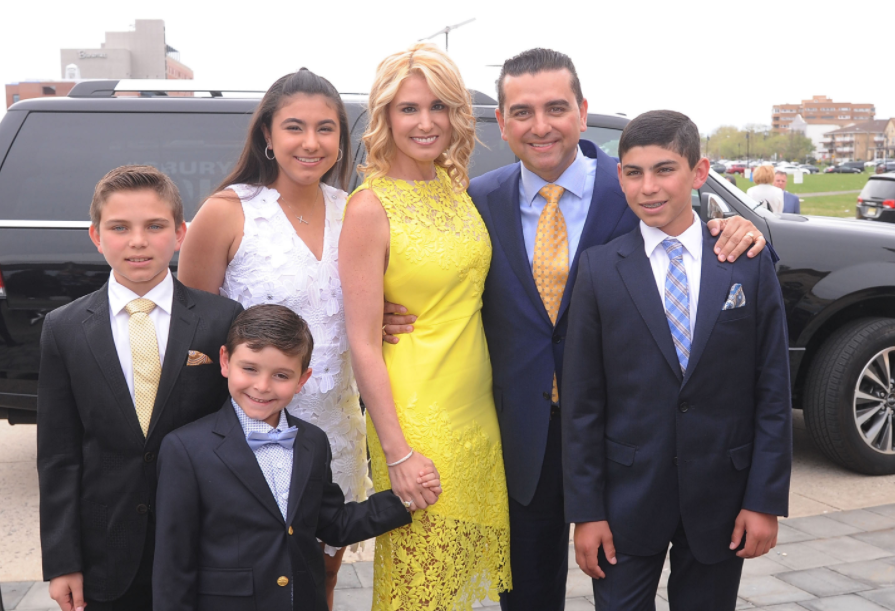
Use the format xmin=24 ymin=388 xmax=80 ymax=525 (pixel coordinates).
xmin=220 ymin=183 xmax=370 ymax=555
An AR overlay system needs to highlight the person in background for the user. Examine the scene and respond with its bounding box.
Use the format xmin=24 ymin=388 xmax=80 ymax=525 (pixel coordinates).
xmin=746 ymin=165 xmax=784 ymax=213
xmin=773 ymin=170 xmax=801 ymax=214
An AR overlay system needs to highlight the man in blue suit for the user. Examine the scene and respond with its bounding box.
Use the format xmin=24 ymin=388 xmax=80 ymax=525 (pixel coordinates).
xmin=562 ymin=111 xmax=791 ymax=610
xmin=774 ymin=170 xmax=801 ymax=213
xmin=384 ymin=49 xmax=767 ymax=610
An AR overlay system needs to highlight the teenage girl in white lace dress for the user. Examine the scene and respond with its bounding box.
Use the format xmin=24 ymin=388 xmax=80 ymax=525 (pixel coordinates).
xmin=176 ymin=69 xmax=367 ymax=609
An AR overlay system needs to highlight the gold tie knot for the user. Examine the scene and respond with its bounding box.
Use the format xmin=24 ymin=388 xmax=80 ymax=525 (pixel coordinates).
xmin=125 ymin=298 xmax=156 ymax=317
xmin=538 ymin=184 xmax=565 ymax=206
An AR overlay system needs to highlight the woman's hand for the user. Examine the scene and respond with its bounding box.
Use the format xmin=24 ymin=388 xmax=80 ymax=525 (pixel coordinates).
xmin=388 ymin=451 xmax=440 ymax=510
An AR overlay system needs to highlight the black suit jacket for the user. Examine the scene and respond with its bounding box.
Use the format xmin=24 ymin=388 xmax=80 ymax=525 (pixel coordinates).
xmin=562 ymin=225 xmax=792 ymax=564
xmin=37 ymin=278 xmax=243 ymax=600
xmin=152 ymin=403 xmax=411 ymax=611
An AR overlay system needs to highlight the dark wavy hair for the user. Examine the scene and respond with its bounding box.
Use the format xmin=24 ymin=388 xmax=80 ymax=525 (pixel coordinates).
xmin=618 ymin=110 xmax=701 ymax=169
xmin=225 ymin=304 xmax=314 ymax=372
xmin=215 ymin=68 xmax=352 ymax=194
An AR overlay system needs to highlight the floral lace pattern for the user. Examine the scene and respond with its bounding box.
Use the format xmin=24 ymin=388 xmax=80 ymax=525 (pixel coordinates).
xmin=367 ymin=399 xmax=511 ymax=610
xmin=221 ymin=183 xmax=370 ymax=554
xmin=367 ymin=167 xmax=491 ymax=299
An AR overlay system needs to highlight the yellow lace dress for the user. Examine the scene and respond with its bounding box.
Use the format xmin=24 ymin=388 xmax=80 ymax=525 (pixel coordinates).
xmin=352 ymin=166 xmax=511 ymax=610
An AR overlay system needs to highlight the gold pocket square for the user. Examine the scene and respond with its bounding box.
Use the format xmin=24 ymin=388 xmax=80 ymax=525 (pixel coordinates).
xmin=187 ymin=350 xmax=213 ymax=366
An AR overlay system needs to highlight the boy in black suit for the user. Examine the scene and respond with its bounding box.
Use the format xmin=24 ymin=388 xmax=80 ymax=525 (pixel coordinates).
xmin=562 ymin=111 xmax=792 ymax=610
xmin=38 ymin=166 xmax=244 ymax=611
xmin=153 ymin=305 xmax=433 ymax=611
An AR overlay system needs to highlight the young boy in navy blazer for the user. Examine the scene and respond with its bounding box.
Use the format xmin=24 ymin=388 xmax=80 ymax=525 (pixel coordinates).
xmin=38 ymin=166 xmax=244 ymax=611
xmin=153 ymin=305 xmax=432 ymax=611
xmin=561 ymin=111 xmax=792 ymax=611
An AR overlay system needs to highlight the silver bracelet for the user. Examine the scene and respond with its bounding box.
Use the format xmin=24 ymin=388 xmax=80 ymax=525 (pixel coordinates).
xmin=386 ymin=448 xmax=414 ymax=467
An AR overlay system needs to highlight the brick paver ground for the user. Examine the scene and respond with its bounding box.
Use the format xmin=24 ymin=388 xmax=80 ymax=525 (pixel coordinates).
xmin=10 ymin=504 xmax=895 ymax=610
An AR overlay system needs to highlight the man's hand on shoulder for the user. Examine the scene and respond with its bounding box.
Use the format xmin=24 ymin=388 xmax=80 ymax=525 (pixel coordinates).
xmin=730 ymin=509 xmax=778 ymax=559
xmin=382 ymin=301 xmax=416 ymax=345
xmin=49 ymin=572 xmax=85 ymax=611
xmin=574 ymin=521 xmax=617 ymax=579
xmin=708 ymin=216 xmax=767 ymax=262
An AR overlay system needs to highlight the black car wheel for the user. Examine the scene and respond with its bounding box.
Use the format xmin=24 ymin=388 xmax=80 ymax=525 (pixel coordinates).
xmin=804 ymin=318 xmax=895 ymax=474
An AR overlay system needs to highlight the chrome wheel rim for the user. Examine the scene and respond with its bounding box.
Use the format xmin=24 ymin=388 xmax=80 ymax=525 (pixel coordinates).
xmin=854 ymin=347 xmax=895 ymax=454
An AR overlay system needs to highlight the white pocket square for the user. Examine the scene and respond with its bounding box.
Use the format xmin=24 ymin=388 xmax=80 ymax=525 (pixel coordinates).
xmin=723 ymin=283 xmax=746 ymax=310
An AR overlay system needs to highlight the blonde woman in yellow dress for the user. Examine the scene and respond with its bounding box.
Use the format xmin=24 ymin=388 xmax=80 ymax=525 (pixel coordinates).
xmin=339 ymin=43 xmax=511 ymax=609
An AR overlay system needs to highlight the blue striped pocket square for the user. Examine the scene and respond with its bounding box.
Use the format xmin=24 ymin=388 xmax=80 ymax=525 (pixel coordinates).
xmin=722 ymin=283 xmax=746 ymax=310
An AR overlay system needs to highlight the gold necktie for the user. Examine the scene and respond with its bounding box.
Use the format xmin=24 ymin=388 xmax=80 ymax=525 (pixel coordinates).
xmin=125 ymin=298 xmax=161 ymax=437
xmin=533 ymin=183 xmax=568 ymax=402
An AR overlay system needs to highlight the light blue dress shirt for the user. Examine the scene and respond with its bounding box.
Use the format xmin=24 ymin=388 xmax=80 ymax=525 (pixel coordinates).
xmin=232 ymin=399 xmax=293 ymax=519
xmin=519 ymin=146 xmax=597 ymax=266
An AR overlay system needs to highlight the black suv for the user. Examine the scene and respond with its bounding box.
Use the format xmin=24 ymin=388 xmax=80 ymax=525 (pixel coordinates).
xmin=857 ymin=173 xmax=895 ymax=223
xmin=2 ymin=81 xmax=895 ymax=476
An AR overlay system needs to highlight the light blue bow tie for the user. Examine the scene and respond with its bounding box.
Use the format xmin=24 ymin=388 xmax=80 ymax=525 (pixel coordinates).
xmin=246 ymin=426 xmax=298 ymax=451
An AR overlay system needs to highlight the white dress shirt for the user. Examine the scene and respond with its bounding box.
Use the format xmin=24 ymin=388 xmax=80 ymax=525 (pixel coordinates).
xmin=640 ymin=212 xmax=703 ymax=336
xmin=108 ymin=270 xmax=173 ymax=404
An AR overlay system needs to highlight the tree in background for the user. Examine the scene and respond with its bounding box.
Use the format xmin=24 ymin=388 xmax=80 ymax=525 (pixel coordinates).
xmin=705 ymin=125 xmax=814 ymax=161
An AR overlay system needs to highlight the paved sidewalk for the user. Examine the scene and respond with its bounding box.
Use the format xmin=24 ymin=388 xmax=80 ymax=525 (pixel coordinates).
xmin=10 ymin=504 xmax=895 ymax=610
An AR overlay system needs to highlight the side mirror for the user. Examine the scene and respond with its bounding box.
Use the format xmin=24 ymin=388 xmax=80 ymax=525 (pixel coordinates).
xmin=701 ymin=192 xmax=736 ymax=220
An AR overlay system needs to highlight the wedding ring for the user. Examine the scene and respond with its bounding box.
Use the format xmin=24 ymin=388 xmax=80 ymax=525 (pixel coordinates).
xmin=402 ymin=499 xmax=412 ymax=509
xmin=745 ymin=232 xmax=755 ymax=242
xmin=382 ymin=325 xmax=387 ymax=337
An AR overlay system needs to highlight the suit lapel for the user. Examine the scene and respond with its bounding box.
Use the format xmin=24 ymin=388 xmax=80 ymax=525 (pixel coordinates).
xmin=682 ymin=226 xmax=732 ymax=388
xmin=616 ymin=232 xmax=683 ymax=382
xmin=487 ymin=166 xmax=552 ymax=326
xmin=147 ymin=279 xmax=198 ymax=439
xmin=82 ymin=286 xmax=146 ymax=445
xmin=285 ymin=414 xmax=312 ymax=527
xmin=556 ymin=144 xmax=630 ymax=324
xmin=213 ymin=404 xmax=285 ymax=525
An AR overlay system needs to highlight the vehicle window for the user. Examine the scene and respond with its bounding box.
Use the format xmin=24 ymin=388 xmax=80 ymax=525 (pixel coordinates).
xmin=860 ymin=179 xmax=895 ymax=200
xmin=470 ymin=119 xmax=516 ymax=178
xmin=583 ymin=126 xmax=622 ymax=157
xmin=0 ymin=112 xmax=250 ymax=221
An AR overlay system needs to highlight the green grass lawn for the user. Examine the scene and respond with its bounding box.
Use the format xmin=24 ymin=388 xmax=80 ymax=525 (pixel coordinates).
xmin=799 ymin=194 xmax=859 ymax=218
xmin=733 ymin=172 xmax=870 ymax=194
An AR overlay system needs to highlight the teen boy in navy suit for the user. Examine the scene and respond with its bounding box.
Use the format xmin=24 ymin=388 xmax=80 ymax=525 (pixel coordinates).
xmin=38 ymin=166 xmax=243 ymax=611
xmin=153 ymin=305 xmax=431 ymax=611
xmin=562 ymin=111 xmax=792 ymax=610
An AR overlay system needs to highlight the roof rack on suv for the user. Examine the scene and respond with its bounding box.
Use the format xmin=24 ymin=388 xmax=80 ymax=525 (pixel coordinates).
xmin=67 ymin=80 xmax=500 ymax=105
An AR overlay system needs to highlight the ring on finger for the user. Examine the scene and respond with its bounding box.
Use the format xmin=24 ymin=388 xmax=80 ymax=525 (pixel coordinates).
xmin=382 ymin=325 xmax=388 ymax=337
xmin=401 ymin=498 xmax=412 ymax=509
xmin=745 ymin=231 xmax=755 ymax=242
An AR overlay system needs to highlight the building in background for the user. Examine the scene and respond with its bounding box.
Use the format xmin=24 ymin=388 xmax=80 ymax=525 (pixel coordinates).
xmin=6 ymin=19 xmax=193 ymax=109
xmin=822 ymin=119 xmax=895 ymax=163
xmin=60 ymin=19 xmax=192 ymax=80
xmin=773 ymin=96 xmax=875 ymax=132
xmin=788 ymin=115 xmax=841 ymax=161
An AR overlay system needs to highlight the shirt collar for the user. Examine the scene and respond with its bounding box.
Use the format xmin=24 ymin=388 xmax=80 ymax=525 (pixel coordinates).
xmin=108 ymin=269 xmax=174 ymax=317
xmin=640 ymin=211 xmax=703 ymax=261
xmin=520 ymin=145 xmax=589 ymax=207
xmin=231 ymin=398 xmax=289 ymax=437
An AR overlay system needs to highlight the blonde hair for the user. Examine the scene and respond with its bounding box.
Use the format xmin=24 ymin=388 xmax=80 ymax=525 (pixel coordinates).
xmin=360 ymin=43 xmax=476 ymax=191
xmin=753 ymin=165 xmax=775 ymax=185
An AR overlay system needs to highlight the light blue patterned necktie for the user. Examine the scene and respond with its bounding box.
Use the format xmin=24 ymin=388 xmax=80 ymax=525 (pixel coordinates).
xmin=663 ymin=238 xmax=691 ymax=374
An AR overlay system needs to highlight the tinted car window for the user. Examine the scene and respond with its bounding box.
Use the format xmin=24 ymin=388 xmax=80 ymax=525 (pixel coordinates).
xmin=470 ymin=119 xmax=516 ymax=177
xmin=860 ymin=178 xmax=895 ymax=200
xmin=584 ymin=126 xmax=622 ymax=157
xmin=0 ymin=112 xmax=250 ymax=221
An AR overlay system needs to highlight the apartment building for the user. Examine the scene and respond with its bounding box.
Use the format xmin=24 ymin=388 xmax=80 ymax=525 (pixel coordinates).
xmin=822 ymin=119 xmax=895 ymax=162
xmin=773 ymin=95 xmax=875 ymax=132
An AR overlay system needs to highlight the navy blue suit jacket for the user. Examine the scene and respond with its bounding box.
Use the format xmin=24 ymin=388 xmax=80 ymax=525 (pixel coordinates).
xmin=153 ymin=403 xmax=411 ymax=611
xmin=561 ymin=225 xmax=792 ymax=564
xmin=783 ymin=190 xmax=800 ymax=214
xmin=468 ymin=140 xmax=638 ymax=505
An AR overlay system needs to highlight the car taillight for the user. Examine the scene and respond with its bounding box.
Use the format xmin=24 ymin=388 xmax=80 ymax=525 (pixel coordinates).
xmin=883 ymin=200 xmax=895 ymax=209
xmin=0 ymin=266 xmax=5 ymax=299
xmin=858 ymin=198 xmax=863 ymax=204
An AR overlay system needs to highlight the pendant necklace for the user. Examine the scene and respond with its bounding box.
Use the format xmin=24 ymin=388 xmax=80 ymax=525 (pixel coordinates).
xmin=280 ymin=187 xmax=320 ymax=225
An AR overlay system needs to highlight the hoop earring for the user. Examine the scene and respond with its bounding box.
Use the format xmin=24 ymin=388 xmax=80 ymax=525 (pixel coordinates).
xmin=264 ymin=145 xmax=275 ymax=161
xmin=336 ymin=149 xmax=343 ymax=162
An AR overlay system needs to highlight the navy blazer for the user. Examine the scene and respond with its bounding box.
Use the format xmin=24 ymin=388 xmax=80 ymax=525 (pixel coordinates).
xmin=561 ymin=225 xmax=792 ymax=564
xmin=783 ymin=190 xmax=801 ymax=214
xmin=468 ymin=140 xmax=638 ymax=505
xmin=153 ymin=403 xmax=411 ymax=611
